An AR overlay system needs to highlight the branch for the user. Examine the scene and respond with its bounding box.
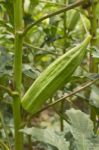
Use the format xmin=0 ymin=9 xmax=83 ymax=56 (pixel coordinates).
xmin=0 ymin=84 xmax=19 ymax=98
xmin=0 ymin=84 xmax=12 ymax=96
xmin=23 ymin=0 xmax=84 ymax=36
xmin=24 ymin=42 xmax=60 ymax=56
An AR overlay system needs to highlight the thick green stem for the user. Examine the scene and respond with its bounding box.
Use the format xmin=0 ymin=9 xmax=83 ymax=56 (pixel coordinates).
xmin=14 ymin=33 xmax=23 ymax=91
xmin=13 ymin=0 xmax=24 ymax=150
xmin=13 ymin=95 xmax=23 ymax=150
xmin=14 ymin=0 xmax=23 ymax=31
xmin=88 ymin=0 xmax=98 ymax=131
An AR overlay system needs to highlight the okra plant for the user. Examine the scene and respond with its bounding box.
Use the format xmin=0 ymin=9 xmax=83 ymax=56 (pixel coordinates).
xmin=0 ymin=0 xmax=99 ymax=150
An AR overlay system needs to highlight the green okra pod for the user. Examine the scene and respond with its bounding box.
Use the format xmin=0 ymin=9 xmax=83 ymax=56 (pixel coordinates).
xmin=22 ymin=35 xmax=91 ymax=114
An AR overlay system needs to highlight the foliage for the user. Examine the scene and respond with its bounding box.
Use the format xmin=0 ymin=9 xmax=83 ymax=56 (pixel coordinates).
xmin=66 ymin=109 xmax=99 ymax=150
xmin=21 ymin=109 xmax=99 ymax=150
xmin=21 ymin=127 xmax=69 ymax=150
xmin=0 ymin=0 xmax=99 ymax=150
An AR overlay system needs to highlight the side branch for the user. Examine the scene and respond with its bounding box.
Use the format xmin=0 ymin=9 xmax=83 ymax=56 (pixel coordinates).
xmin=0 ymin=84 xmax=19 ymax=98
xmin=0 ymin=84 xmax=12 ymax=96
xmin=23 ymin=0 xmax=84 ymax=36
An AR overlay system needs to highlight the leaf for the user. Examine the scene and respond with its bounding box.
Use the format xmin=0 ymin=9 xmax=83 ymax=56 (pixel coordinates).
xmin=1 ymin=0 xmax=14 ymax=25
xmin=92 ymin=47 xmax=99 ymax=59
xmin=29 ymin=0 xmax=39 ymax=11
xmin=79 ymin=13 xmax=91 ymax=31
xmin=0 ymin=46 xmax=13 ymax=77
xmin=20 ymin=127 xmax=69 ymax=150
xmin=66 ymin=109 xmax=99 ymax=150
xmin=90 ymin=85 xmax=99 ymax=107
xmin=24 ymin=0 xmax=30 ymax=13
xmin=90 ymin=85 xmax=99 ymax=114
xmin=23 ymin=64 xmax=40 ymax=80
xmin=68 ymin=10 xmax=80 ymax=31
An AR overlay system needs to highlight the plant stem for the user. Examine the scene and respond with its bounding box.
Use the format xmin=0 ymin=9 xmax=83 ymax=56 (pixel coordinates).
xmin=13 ymin=0 xmax=24 ymax=150
xmin=14 ymin=0 xmax=23 ymax=31
xmin=89 ymin=0 xmax=98 ymax=72
xmin=0 ymin=84 xmax=12 ymax=96
xmin=60 ymin=0 xmax=67 ymax=132
xmin=60 ymin=99 xmax=64 ymax=131
xmin=24 ymin=42 xmax=60 ymax=56
xmin=88 ymin=0 xmax=98 ymax=131
xmin=28 ymin=135 xmax=33 ymax=150
xmin=23 ymin=0 xmax=84 ymax=36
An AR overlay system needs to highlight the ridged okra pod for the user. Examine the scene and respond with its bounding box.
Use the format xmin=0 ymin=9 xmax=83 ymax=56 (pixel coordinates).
xmin=22 ymin=35 xmax=91 ymax=114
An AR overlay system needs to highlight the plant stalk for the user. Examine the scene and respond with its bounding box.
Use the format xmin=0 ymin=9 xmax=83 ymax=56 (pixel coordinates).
xmin=60 ymin=0 xmax=67 ymax=132
xmin=88 ymin=0 xmax=98 ymax=131
xmin=13 ymin=0 xmax=24 ymax=150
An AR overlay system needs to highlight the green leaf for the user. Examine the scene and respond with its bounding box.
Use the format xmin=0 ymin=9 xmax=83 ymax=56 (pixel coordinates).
xmin=66 ymin=109 xmax=99 ymax=150
xmin=90 ymin=85 xmax=99 ymax=115
xmin=67 ymin=10 xmax=80 ymax=31
xmin=23 ymin=65 xmax=40 ymax=80
xmin=90 ymin=85 xmax=99 ymax=108
xmin=20 ymin=127 xmax=69 ymax=150
xmin=92 ymin=48 xmax=99 ymax=59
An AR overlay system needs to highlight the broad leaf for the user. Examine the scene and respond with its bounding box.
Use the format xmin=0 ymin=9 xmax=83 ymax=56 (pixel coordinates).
xmin=21 ymin=127 xmax=69 ymax=150
xmin=66 ymin=109 xmax=99 ymax=150
xmin=90 ymin=85 xmax=99 ymax=108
